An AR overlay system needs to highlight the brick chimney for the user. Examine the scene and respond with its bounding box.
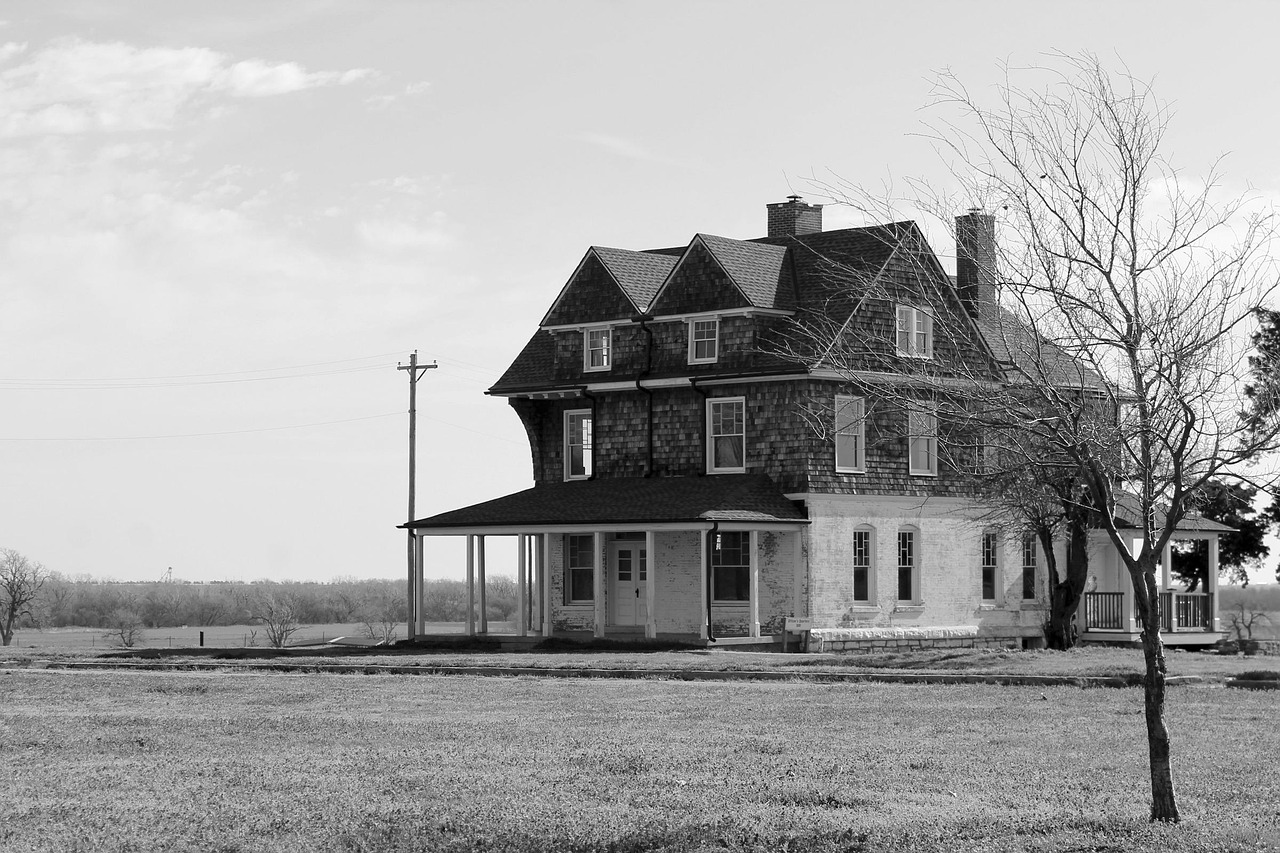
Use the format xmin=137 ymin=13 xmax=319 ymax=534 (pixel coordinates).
xmin=767 ymin=195 xmax=823 ymax=238
xmin=955 ymin=209 xmax=998 ymax=320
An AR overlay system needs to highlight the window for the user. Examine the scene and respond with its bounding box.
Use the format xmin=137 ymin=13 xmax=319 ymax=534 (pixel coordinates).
xmin=896 ymin=305 xmax=933 ymax=358
xmin=1021 ymin=537 xmax=1038 ymax=600
xmin=584 ymin=327 xmax=611 ymax=371
xmin=564 ymin=410 xmax=593 ymax=480
xmin=908 ymin=403 xmax=938 ymax=476
xmin=707 ymin=397 xmax=746 ymax=473
xmin=689 ymin=318 xmax=719 ymax=363
xmin=852 ymin=528 xmax=873 ymax=603
xmin=897 ymin=528 xmax=918 ymax=603
xmin=712 ymin=531 xmax=750 ymax=601
xmin=835 ymin=395 xmax=866 ymax=472
xmin=565 ymin=534 xmax=595 ymax=603
xmin=981 ymin=531 xmax=998 ymax=601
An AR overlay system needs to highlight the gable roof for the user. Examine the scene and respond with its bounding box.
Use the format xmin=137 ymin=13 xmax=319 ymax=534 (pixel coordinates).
xmin=404 ymin=474 xmax=808 ymax=531
xmin=591 ymin=246 xmax=678 ymax=312
xmin=648 ymin=234 xmax=791 ymax=316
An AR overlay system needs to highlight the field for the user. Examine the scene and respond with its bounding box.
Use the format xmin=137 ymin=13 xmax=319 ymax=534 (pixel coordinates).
xmin=2 ymin=665 xmax=1277 ymax=852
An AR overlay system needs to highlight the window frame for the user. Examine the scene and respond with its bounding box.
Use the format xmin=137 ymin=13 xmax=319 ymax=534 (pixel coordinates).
xmin=1021 ymin=536 xmax=1038 ymax=601
xmin=852 ymin=526 xmax=874 ymax=603
xmin=907 ymin=402 xmax=938 ymax=476
xmin=981 ymin=531 xmax=999 ymax=602
xmin=895 ymin=305 xmax=933 ymax=359
xmin=563 ymin=409 xmax=593 ymax=481
xmin=583 ymin=326 xmax=612 ymax=372
xmin=834 ymin=394 xmax=866 ymax=473
xmin=711 ymin=531 xmax=751 ymax=603
xmin=688 ymin=318 xmax=720 ymax=364
xmin=706 ymin=396 xmax=747 ymax=474
xmin=896 ymin=526 xmax=920 ymax=604
xmin=564 ymin=534 xmax=596 ymax=604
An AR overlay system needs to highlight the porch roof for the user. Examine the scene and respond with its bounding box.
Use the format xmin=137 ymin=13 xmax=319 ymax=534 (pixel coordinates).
xmin=403 ymin=473 xmax=809 ymax=532
xmin=1111 ymin=491 xmax=1235 ymax=533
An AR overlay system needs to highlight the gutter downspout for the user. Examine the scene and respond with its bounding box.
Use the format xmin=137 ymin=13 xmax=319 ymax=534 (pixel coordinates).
xmin=690 ymin=375 xmax=709 ymax=476
xmin=706 ymin=521 xmax=718 ymax=643
xmin=634 ymin=314 xmax=655 ymax=477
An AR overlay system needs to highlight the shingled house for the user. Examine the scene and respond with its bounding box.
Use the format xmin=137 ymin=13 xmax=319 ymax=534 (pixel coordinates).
xmin=403 ymin=198 xmax=1224 ymax=649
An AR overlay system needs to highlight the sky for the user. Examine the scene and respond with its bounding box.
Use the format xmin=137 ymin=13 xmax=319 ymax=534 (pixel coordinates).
xmin=3 ymin=1 xmax=1279 ymax=585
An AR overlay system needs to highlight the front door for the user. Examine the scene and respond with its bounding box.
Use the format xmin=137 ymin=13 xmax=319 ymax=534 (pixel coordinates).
xmin=609 ymin=541 xmax=648 ymax=626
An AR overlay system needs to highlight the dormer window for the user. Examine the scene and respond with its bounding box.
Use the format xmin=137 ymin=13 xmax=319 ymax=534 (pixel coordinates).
xmin=896 ymin=305 xmax=933 ymax=358
xmin=689 ymin=318 xmax=719 ymax=364
xmin=584 ymin=327 xmax=611 ymax=371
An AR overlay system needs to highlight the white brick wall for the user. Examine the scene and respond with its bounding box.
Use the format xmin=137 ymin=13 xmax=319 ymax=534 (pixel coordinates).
xmin=802 ymin=495 xmax=1045 ymax=640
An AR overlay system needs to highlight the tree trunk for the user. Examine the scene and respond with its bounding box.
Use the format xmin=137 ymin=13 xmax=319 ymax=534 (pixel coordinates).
xmin=1131 ymin=563 xmax=1180 ymax=823
xmin=1044 ymin=514 xmax=1091 ymax=650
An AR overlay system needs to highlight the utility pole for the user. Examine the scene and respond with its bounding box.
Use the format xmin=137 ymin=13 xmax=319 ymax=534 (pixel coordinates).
xmin=398 ymin=351 xmax=437 ymax=640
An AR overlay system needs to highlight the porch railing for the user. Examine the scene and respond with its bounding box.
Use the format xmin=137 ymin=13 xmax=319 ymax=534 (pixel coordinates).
xmin=1084 ymin=592 xmax=1126 ymax=630
xmin=1083 ymin=591 xmax=1214 ymax=631
xmin=1161 ymin=591 xmax=1214 ymax=631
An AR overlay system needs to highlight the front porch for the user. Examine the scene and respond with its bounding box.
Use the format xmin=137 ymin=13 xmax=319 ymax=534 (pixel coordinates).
xmin=400 ymin=474 xmax=810 ymax=645
xmin=1078 ymin=524 xmax=1226 ymax=646
xmin=1082 ymin=590 xmax=1220 ymax=645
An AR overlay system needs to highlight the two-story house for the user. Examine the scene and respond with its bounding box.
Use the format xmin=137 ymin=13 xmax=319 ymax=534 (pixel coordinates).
xmin=404 ymin=198 xmax=1224 ymax=650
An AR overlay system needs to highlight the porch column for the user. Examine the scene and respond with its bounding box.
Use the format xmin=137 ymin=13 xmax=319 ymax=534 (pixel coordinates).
xmin=477 ymin=535 xmax=488 ymax=634
xmin=530 ymin=534 xmax=540 ymax=632
xmin=541 ymin=534 xmax=553 ymax=637
xmin=592 ymin=531 xmax=605 ymax=638
xmin=699 ymin=529 xmax=709 ymax=640
xmin=465 ymin=535 xmax=476 ymax=637
xmin=1160 ymin=542 xmax=1172 ymax=591
xmin=517 ymin=534 xmax=528 ymax=637
xmin=645 ymin=530 xmax=657 ymax=639
xmin=749 ymin=530 xmax=760 ymax=638
xmin=1209 ymin=535 xmax=1221 ymax=632
xmin=414 ymin=532 xmax=426 ymax=637
xmin=1121 ymin=542 xmax=1139 ymax=633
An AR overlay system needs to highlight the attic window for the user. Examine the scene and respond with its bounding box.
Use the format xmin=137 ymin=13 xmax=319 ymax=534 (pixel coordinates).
xmin=896 ymin=305 xmax=933 ymax=359
xmin=584 ymin=327 xmax=611 ymax=372
xmin=689 ymin=319 xmax=719 ymax=364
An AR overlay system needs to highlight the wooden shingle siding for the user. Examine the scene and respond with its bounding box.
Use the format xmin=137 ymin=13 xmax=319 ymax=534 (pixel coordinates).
xmin=542 ymin=254 xmax=638 ymax=327
xmin=649 ymin=240 xmax=751 ymax=316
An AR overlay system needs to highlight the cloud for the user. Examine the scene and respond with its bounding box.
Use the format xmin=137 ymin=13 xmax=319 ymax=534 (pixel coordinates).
xmin=0 ymin=38 xmax=372 ymax=137
xmin=574 ymin=131 xmax=681 ymax=166
xmin=357 ymin=215 xmax=452 ymax=251
xmin=0 ymin=41 xmax=26 ymax=63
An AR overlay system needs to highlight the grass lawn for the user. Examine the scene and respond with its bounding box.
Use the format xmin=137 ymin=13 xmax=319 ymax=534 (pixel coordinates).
xmin=2 ymin=669 xmax=1276 ymax=852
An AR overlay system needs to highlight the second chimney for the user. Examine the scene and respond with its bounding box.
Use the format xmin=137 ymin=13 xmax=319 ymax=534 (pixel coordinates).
xmin=956 ymin=209 xmax=998 ymax=320
xmin=767 ymin=195 xmax=823 ymax=238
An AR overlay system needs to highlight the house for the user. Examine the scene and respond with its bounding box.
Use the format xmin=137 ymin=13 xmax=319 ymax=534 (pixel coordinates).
xmin=403 ymin=198 xmax=1224 ymax=650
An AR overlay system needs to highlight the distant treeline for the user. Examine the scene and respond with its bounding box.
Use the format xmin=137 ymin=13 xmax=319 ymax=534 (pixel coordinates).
xmin=28 ymin=575 xmax=520 ymax=630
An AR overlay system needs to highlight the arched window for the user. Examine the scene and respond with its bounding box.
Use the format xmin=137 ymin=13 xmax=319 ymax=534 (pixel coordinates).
xmin=981 ymin=530 xmax=999 ymax=602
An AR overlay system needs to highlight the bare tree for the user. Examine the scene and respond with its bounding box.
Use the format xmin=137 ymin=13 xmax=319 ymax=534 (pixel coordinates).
xmin=1 ymin=548 xmax=47 ymax=646
xmin=250 ymin=590 xmax=303 ymax=648
xmin=102 ymin=607 xmax=147 ymax=648
xmin=789 ymin=54 xmax=1277 ymax=822
xmin=359 ymin=587 xmax=407 ymax=644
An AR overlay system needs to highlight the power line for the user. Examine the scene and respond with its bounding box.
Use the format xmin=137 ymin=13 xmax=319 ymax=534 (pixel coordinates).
xmin=0 ymin=352 xmax=404 ymax=390
xmin=0 ymin=411 xmax=405 ymax=442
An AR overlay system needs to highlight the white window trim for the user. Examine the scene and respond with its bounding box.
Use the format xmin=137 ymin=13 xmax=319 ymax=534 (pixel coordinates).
xmin=1021 ymin=536 xmax=1038 ymax=601
xmin=707 ymin=396 xmax=747 ymax=474
xmin=835 ymin=394 xmax=866 ymax=473
xmin=908 ymin=403 xmax=938 ymax=477
xmin=688 ymin=318 xmax=720 ymax=364
xmin=563 ymin=409 xmax=592 ymax=482
xmin=852 ymin=526 xmax=875 ymax=604
xmin=565 ymin=534 xmax=595 ymax=604
xmin=896 ymin=526 xmax=921 ymax=604
xmin=896 ymin=304 xmax=933 ymax=359
xmin=583 ymin=326 xmax=612 ymax=372
xmin=981 ymin=530 xmax=1000 ymax=603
